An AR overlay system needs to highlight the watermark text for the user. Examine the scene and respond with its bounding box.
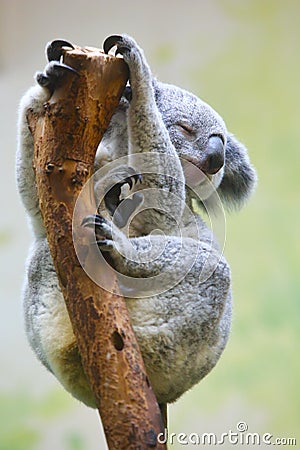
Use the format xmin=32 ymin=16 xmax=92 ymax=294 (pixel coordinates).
xmin=157 ymin=422 xmax=297 ymax=446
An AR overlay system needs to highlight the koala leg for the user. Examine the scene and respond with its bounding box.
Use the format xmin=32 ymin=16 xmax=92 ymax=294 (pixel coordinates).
xmin=23 ymin=238 xmax=96 ymax=407
xmin=83 ymin=213 xmax=231 ymax=403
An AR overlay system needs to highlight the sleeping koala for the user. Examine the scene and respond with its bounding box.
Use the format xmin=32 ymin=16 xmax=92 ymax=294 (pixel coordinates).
xmin=16 ymin=34 xmax=256 ymax=409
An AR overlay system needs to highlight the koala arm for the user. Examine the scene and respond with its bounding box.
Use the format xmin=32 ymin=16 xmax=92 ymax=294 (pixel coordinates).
xmin=104 ymin=35 xmax=179 ymax=157
xmin=16 ymin=84 xmax=51 ymax=237
xmin=104 ymin=36 xmax=186 ymax=233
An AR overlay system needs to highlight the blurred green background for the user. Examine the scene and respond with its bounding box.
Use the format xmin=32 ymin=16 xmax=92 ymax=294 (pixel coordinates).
xmin=0 ymin=1 xmax=299 ymax=449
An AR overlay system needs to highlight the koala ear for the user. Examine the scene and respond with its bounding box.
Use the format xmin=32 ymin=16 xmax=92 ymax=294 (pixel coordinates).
xmin=217 ymin=133 xmax=257 ymax=210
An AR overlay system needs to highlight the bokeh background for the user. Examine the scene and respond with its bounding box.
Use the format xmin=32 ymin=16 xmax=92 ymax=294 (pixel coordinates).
xmin=1 ymin=0 xmax=299 ymax=449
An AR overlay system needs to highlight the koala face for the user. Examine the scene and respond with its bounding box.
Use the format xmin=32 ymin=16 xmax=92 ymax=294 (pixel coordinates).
xmin=97 ymin=77 xmax=256 ymax=209
xmin=154 ymin=81 xmax=227 ymax=199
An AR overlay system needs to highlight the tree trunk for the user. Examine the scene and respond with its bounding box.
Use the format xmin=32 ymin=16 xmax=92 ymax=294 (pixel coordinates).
xmin=27 ymin=44 xmax=166 ymax=450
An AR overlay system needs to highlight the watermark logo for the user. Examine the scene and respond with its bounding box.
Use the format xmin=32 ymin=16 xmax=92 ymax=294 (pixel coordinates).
xmin=72 ymin=153 xmax=226 ymax=297
xmin=157 ymin=422 xmax=297 ymax=446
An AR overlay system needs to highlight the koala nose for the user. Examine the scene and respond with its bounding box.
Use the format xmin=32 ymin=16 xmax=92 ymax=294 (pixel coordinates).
xmin=201 ymin=136 xmax=225 ymax=175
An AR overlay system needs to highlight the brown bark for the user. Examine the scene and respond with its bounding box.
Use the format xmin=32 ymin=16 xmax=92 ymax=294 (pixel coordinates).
xmin=27 ymin=44 xmax=166 ymax=449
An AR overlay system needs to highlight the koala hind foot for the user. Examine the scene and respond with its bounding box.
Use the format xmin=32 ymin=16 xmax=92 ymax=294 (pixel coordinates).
xmin=81 ymin=214 xmax=115 ymax=251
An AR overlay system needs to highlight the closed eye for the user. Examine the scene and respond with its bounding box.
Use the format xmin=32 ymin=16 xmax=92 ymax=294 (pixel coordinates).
xmin=177 ymin=122 xmax=195 ymax=136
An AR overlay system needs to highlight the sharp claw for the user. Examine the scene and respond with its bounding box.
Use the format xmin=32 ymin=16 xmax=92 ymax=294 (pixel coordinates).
xmin=135 ymin=174 xmax=143 ymax=184
xmin=128 ymin=174 xmax=142 ymax=185
xmin=120 ymin=172 xmax=142 ymax=190
xmin=47 ymin=61 xmax=79 ymax=75
xmin=81 ymin=215 xmax=95 ymax=228
xmin=126 ymin=177 xmax=133 ymax=189
xmin=103 ymin=35 xmax=123 ymax=54
xmin=104 ymin=184 xmax=122 ymax=216
xmin=91 ymin=238 xmax=108 ymax=245
xmin=81 ymin=214 xmax=104 ymax=228
xmin=46 ymin=39 xmax=75 ymax=62
xmin=52 ymin=62 xmax=79 ymax=76
xmin=123 ymin=85 xmax=132 ymax=102
xmin=93 ymin=239 xmax=114 ymax=251
xmin=95 ymin=239 xmax=107 ymax=245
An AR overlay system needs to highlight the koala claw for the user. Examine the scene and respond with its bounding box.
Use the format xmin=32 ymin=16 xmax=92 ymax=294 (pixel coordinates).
xmin=104 ymin=169 xmax=142 ymax=216
xmin=103 ymin=35 xmax=133 ymax=58
xmin=81 ymin=213 xmax=107 ymax=229
xmin=81 ymin=214 xmax=114 ymax=250
xmin=103 ymin=35 xmax=124 ymax=55
xmin=46 ymin=39 xmax=74 ymax=62
xmin=123 ymin=85 xmax=132 ymax=102
xmin=123 ymin=172 xmax=142 ymax=189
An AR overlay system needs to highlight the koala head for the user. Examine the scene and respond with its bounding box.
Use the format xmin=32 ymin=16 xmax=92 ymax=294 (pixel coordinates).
xmin=154 ymin=81 xmax=257 ymax=210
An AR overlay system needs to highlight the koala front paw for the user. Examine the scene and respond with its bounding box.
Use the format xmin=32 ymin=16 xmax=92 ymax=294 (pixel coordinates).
xmin=103 ymin=34 xmax=151 ymax=87
xmin=103 ymin=34 xmax=142 ymax=58
xmin=35 ymin=61 xmax=79 ymax=92
xmin=46 ymin=39 xmax=74 ymax=62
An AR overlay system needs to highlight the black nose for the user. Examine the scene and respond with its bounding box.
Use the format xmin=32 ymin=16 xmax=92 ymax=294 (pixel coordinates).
xmin=200 ymin=135 xmax=225 ymax=175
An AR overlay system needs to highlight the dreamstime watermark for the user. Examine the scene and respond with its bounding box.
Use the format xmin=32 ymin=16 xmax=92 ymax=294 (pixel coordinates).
xmin=157 ymin=422 xmax=297 ymax=446
xmin=72 ymin=152 xmax=227 ymax=297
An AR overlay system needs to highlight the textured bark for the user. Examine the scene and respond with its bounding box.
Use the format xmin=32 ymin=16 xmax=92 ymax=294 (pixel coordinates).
xmin=27 ymin=45 xmax=166 ymax=449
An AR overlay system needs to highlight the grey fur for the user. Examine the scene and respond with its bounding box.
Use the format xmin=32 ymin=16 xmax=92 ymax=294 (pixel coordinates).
xmin=17 ymin=34 xmax=256 ymax=407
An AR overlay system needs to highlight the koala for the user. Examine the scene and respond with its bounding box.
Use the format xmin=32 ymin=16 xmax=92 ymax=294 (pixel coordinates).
xmin=16 ymin=34 xmax=256 ymax=410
